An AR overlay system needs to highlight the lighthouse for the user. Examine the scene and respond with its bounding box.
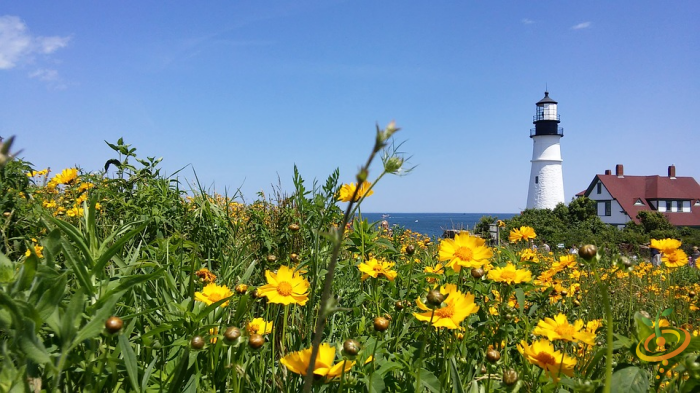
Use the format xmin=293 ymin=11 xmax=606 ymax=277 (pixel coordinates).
xmin=526 ymin=91 xmax=565 ymax=210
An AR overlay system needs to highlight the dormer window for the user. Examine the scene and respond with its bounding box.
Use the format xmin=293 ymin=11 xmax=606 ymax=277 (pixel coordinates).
xmin=596 ymin=183 xmax=601 ymax=194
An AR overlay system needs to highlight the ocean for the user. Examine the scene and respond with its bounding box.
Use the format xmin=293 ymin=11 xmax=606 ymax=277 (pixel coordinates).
xmin=358 ymin=213 xmax=517 ymax=239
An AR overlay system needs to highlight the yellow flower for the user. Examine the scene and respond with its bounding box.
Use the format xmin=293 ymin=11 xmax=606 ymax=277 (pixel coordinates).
xmin=551 ymin=255 xmax=577 ymax=271
xmin=194 ymin=283 xmax=233 ymax=307
xmin=509 ymin=226 xmax=537 ymax=243
xmin=519 ymin=248 xmax=539 ymax=263
xmin=51 ymin=168 xmax=79 ymax=185
xmin=497 ymin=220 xmax=506 ymax=228
xmin=517 ymin=339 xmax=576 ymax=382
xmin=280 ymin=343 xmax=355 ymax=380
xmin=413 ymin=284 xmax=479 ymax=329
xmin=247 ymin=318 xmax=273 ymax=335
xmin=337 ymin=181 xmax=374 ymax=202
xmin=662 ymin=249 xmax=688 ymax=268
xmin=358 ymin=258 xmax=398 ymax=281
xmin=257 ymin=265 xmax=310 ymax=306
xmin=25 ymin=244 xmax=44 ymax=258
xmin=651 ymin=238 xmax=682 ymax=255
xmin=532 ymin=313 xmax=596 ymax=345
xmin=487 ymin=263 xmax=532 ymax=284
xmin=195 ymin=268 xmax=217 ymax=283
xmin=437 ymin=232 xmax=493 ymax=272
xmin=424 ymin=263 xmax=445 ymax=283
xmin=66 ymin=206 xmax=83 ymax=217
xmin=209 ymin=327 xmax=219 ymax=344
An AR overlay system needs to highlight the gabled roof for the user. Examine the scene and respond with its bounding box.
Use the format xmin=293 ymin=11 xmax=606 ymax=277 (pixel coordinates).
xmin=583 ymin=174 xmax=700 ymax=226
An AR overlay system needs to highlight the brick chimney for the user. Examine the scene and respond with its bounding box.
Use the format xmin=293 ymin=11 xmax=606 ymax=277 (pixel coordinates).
xmin=616 ymin=164 xmax=624 ymax=178
xmin=668 ymin=164 xmax=676 ymax=179
xmin=604 ymin=169 xmax=611 ymax=175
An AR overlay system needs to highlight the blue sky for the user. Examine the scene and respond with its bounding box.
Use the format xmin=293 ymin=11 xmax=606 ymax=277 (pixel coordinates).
xmin=1 ymin=1 xmax=698 ymax=213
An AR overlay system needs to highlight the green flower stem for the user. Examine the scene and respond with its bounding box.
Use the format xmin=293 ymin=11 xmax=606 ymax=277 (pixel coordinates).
xmin=416 ymin=309 xmax=436 ymax=392
xmin=591 ymin=262 xmax=613 ymax=393
xmin=303 ymin=130 xmax=392 ymax=391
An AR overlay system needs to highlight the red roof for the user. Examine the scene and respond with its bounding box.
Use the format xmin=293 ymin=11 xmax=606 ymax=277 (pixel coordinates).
xmin=584 ymin=174 xmax=700 ymax=226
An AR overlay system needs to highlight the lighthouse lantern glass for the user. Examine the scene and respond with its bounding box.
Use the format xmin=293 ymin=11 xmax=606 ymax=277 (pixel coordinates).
xmin=543 ymin=103 xmax=557 ymax=120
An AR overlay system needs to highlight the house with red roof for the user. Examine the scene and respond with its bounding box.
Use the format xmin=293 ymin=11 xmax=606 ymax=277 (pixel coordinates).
xmin=580 ymin=164 xmax=700 ymax=228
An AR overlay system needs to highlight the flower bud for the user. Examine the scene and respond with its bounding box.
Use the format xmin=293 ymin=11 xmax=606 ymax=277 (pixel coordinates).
xmin=105 ymin=316 xmax=123 ymax=334
xmin=383 ymin=156 xmax=404 ymax=174
xmin=426 ymin=290 xmax=445 ymax=308
xmin=470 ymin=268 xmax=485 ymax=279
xmin=288 ymin=223 xmax=300 ymax=232
xmin=290 ymin=253 xmax=300 ymax=263
xmin=235 ymin=284 xmax=248 ymax=294
xmin=248 ymin=334 xmax=265 ymax=349
xmin=191 ymin=335 xmax=205 ymax=350
xmin=503 ymin=369 xmax=519 ymax=386
xmin=224 ymin=327 xmax=241 ymax=343
xmin=373 ymin=317 xmax=390 ymax=332
xmin=266 ymin=254 xmax=277 ymax=263
xmin=405 ymin=244 xmax=415 ymax=255
xmin=579 ymin=245 xmax=598 ymax=261
xmin=486 ymin=348 xmax=501 ymax=363
xmin=356 ymin=169 xmax=369 ymax=183
xmin=342 ymin=339 xmax=361 ymax=357
xmin=395 ymin=300 xmax=405 ymax=310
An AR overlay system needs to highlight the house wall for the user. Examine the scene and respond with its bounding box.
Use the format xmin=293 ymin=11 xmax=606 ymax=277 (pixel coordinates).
xmin=586 ymin=179 xmax=631 ymax=226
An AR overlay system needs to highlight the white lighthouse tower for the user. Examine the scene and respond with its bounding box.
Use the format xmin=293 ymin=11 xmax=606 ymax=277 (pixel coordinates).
xmin=526 ymin=91 xmax=565 ymax=210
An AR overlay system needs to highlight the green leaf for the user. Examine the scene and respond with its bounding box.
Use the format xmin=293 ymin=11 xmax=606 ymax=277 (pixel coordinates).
xmin=60 ymin=289 xmax=84 ymax=346
xmin=12 ymin=253 xmax=37 ymax=293
xmin=46 ymin=216 xmax=94 ymax=268
xmin=59 ymin=239 xmax=95 ymax=295
xmin=91 ymin=270 xmax=163 ymax=311
xmin=419 ymin=368 xmax=442 ymax=393
xmin=119 ymin=334 xmax=141 ymax=392
xmin=514 ymin=288 xmax=525 ymax=315
xmin=0 ymin=252 xmax=14 ymax=284
xmin=93 ymin=221 xmax=148 ymax=278
xmin=610 ymin=366 xmax=649 ymax=393
xmin=18 ymin=319 xmax=51 ymax=365
xmin=70 ymin=291 xmax=123 ymax=350
xmin=449 ymin=357 xmax=466 ymax=393
xmin=368 ymin=372 xmax=385 ymax=393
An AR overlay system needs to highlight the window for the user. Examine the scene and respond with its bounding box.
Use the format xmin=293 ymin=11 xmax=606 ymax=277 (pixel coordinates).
xmin=605 ymin=201 xmax=611 ymax=216
xmin=634 ymin=199 xmax=644 ymax=206
xmin=535 ymin=176 xmax=538 ymax=184
xmin=596 ymin=183 xmax=601 ymax=194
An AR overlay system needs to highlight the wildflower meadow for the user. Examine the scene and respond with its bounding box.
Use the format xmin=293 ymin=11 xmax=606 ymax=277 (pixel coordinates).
xmin=1 ymin=128 xmax=700 ymax=392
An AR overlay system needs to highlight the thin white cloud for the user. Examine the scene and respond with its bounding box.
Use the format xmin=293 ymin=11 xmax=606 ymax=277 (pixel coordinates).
xmin=29 ymin=68 xmax=58 ymax=81
xmin=522 ymin=18 xmax=535 ymax=25
xmin=0 ymin=15 xmax=70 ymax=71
xmin=572 ymin=21 xmax=591 ymax=30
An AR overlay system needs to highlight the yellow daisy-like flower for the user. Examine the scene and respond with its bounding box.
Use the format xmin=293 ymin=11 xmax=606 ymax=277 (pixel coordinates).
xmin=358 ymin=258 xmax=398 ymax=281
xmin=194 ymin=283 xmax=233 ymax=307
xmin=532 ymin=313 xmax=596 ymax=345
xmin=509 ymin=226 xmax=537 ymax=243
xmin=25 ymin=244 xmax=44 ymax=258
xmin=651 ymin=238 xmax=682 ymax=255
xmin=66 ymin=206 xmax=83 ymax=217
xmin=519 ymin=248 xmax=539 ymax=263
xmin=487 ymin=263 xmax=532 ymax=285
xmin=257 ymin=265 xmax=310 ymax=306
xmin=280 ymin=343 xmax=355 ymax=380
xmin=662 ymin=249 xmax=688 ymax=268
xmin=424 ymin=263 xmax=445 ymax=283
xmin=497 ymin=220 xmax=506 ymax=228
xmin=336 ymin=181 xmax=374 ymax=202
xmin=413 ymin=284 xmax=479 ymax=329
xmin=551 ymin=255 xmax=577 ymax=271
xmin=437 ymin=232 xmax=493 ymax=272
xmin=517 ymin=339 xmax=576 ymax=382
xmin=195 ymin=267 xmax=217 ymax=283
xmin=51 ymin=168 xmax=79 ymax=186
xmin=247 ymin=317 xmax=273 ymax=335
